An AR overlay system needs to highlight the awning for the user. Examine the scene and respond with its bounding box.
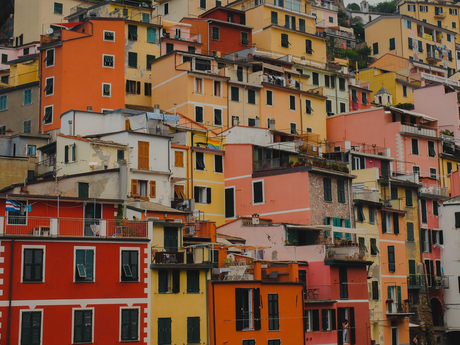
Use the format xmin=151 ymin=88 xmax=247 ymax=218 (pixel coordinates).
xmin=263 ymin=63 xmax=284 ymax=73
xmin=146 ymin=112 xmax=179 ymax=122
xmin=389 ymin=106 xmax=437 ymax=122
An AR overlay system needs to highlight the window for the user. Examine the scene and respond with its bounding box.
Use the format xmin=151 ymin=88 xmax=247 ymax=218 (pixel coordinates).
xmin=1 ymin=53 xmax=7 ymax=64
xmin=128 ymin=52 xmax=137 ymax=68
xmin=370 ymin=238 xmax=379 ymax=255
xmin=236 ymin=288 xmax=261 ymax=331
xmin=407 ymin=222 xmax=414 ymax=241
xmin=324 ymin=178 xmax=332 ymax=201
xmin=306 ymin=39 xmax=312 ymax=54
xmin=101 ymin=83 xmax=111 ymax=97
xmin=195 ymin=78 xmax=203 ymax=95
xmin=326 ymin=100 xmax=332 ymax=114
xmin=289 ymin=122 xmax=297 ymax=135
xmin=421 ymin=199 xmax=428 ymax=224
xmin=453 ymin=22 xmax=457 ymax=29
xmin=299 ymin=18 xmax=305 ymax=32
xmin=187 ymin=270 xmax=200 ymax=293
xmin=24 ymin=120 xmax=32 ymax=134
xmin=199 ymin=0 xmax=206 ymax=8
xmin=337 ymin=180 xmax=345 ymax=203
xmin=117 ymin=149 xmax=124 ymax=161
xmin=281 ymin=33 xmax=289 ymax=48
xmin=268 ymin=340 xmax=281 ymax=345
xmin=121 ymin=250 xmax=138 ymax=282
xmin=405 ymin=189 xmax=413 ymax=206
xmin=213 ymin=80 xmax=221 ymax=97
xmin=141 ymin=12 xmax=150 ymax=23
xmin=287 ymin=95 xmax=296 ymax=111
xmin=44 ymin=105 xmax=53 ymax=124
xmin=372 ymin=281 xmax=379 ymax=300
xmin=194 ymin=186 xmax=211 ymax=204
xmin=361 ymin=92 xmax=368 ymax=105
xmin=388 ymin=246 xmax=395 ymax=272
xmin=421 ymin=229 xmax=430 ymax=253
xmin=305 ymin=309 xmax=320 ymax=332
xmin=187 ymin=317 xmax=200 ymax=344
xmin=121 ymin=308 xmax=139 ymax=341
xmin=268 ymin=294 xmax=279 ymax=330
xmin=373 ymin=42 xmax=378 ymax=55
xmin=248 ymin=89 xmax=256 ymax=104
xmin=389 ymin=37 xmax=395 ymax=50
xmin=266 ymin=90 xmax=273 ymax=106
xmin=225 ymin=187 xmax=235 ymax=218
xmin=166 ymin=43 xmax=174 ymax=53
xmin=356 ymin=204 xmax=365 ymax=222
xmin=404 ymin=19 xmax=412 ymax=29
xmin=73 ymin=309 xmax=93 ymax=344
xmin=128 ymin=25 xmax=138 ymax=41
xmin=411 ymin=138 xmax=419 ymax=155
xmin=413 ymin=166 xmax=420 ymax=177
xmin=305 ymin=99 xmax=313 ymax=114
xmin=75 ymin=249 xmax=94 ymax=282
xmin=195 ymin=152 xmax=205 ymax=170
xmin=195 ymin=106 xmax=203 ymax=123
xmin=433 ymin=230 xmax=444 ymax=246
xmin=159 ymin=270 xmax=180 ymax=293
xmin=212 ymin=26 xmax=220 ymax=40
xmin=321 ymin=309 xmax=336 ymax=331
xmin=24 ymin=89 xmax=32 ymax=105
xmin=312 ymin=72 xmax=319 ymax=85
xmin=243 ymin=340 xmax=256 ymax=345
xmin=54 ymin=2 xmax=63 ymax=14
xmin=175 ymin=151 xmax=184 ymax=167
xmin=237 ymin=66 xmax=243 ymax=81
xmin=104 ymin=30 xmax=115 ymax=41
xmin=138 ymin=141 xmax=149 ymax=170
xmin=248 ymin=118 xmax=256 ymax=127
xmin=339 ymin=266 xmax=348 ymax=298
xmin=145 ymin=54 xmax=156 ymax=71
xmin=433 ymin=200 xmax=439 ymax=216
xmin=253 ymin=180 xmax=264 ymax=204
xmin=44 ymin=77 xmax=54 ymax=96
xmin=369 ymin=207 xmax=375 ymax=223
xmin=23 ymin=248 xmax=44 ymax=282
xmin=78 ymin=182 xmax=89 ymax=198
xmin=420 ymin=5 xmax=428 ymax=12
xmin=21 ymin=311 xmax=42 ymax=344
xmin=340 ymin=102 xmax=346 ymax=113
xmin=158 ymin=318 xmax=171 ymax=345
xmin=448 ymin=162 xmax=453 ymax=174
xmin=325 ymin=75 xmax=330 ymax=88
xmin=430 ymin=168 xmax=437 ymax=179
xmin=403 ymin=85 xmax=408 ymax=98
xmin=408 ymin=4 xmax=415 ymax=11
xmin=125 ymin=80 xmax=140 ymax=94
xmin=215 ymin=155 xmax=223 ymax=173
xmin=339 ymin=78 xmax=346 ymax=91
xmin=456 ymin=212 xmax=460 ymax=228
xmin=241 ymin=32 xmax=249 ymax=45
xmin=164 ymin=2 xmax=169 ymax=15
xmin=145 ymin=82 xmax=152 ymax=96
xmin=382 ymin=211 xmax=392 ymax=233
xmin=231 ymin=86 xmax=239 ymax=101
xmin=427 ymin=141 xmax=436 ymax=157
xmin=271 ymin=11 xmax=278 ymax=24
xmin=45 ymin=49 xmax=54 ymax=67
xmin=174 ymin=184 xmax=186 ymax=200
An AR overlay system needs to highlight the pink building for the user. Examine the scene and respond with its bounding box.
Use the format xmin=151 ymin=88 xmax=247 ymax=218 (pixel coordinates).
xmin=413 ymin=83 xmax=460 ymax=138
xmin=349 ymin=84 xmax=372 ymax=111
xmin=327 ymin=107 xmax=439 ymax=180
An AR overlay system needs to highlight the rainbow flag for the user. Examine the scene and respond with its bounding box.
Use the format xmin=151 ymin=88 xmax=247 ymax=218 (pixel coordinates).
xmin=207 ymin=137 xmax=220 ymax=150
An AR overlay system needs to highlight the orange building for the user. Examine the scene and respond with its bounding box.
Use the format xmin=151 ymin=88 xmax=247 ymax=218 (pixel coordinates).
xmin=208 ymin=260 xmax=305 ymax=345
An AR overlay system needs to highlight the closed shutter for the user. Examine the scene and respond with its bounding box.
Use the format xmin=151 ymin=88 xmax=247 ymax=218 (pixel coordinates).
xmin=299 ymin=18 xmax=305 ymax=32
xmin=393 ymin=213 xmax=399 ymax=234
xmin=117 ymin=149 xmax=124 ymax=161
xmin=136 ymin=81 xmax=141 ymax=94
xmin=146 ymin=54 xmax=156 ymax=70
xmin=321 ymin=309 xmax=328 ymax=331
xmin=439 ymin=230 xmax=444 ymax=245
xmin=172 ymin=270 xmax=180 ymax=293
xmin=382 ymin=211 xmax=386 ymax=233
xmin=235 ymin=288 xmax=244 ymax=331
xmin=271 ymin=11 xmax=278 ymax=24
xmin=150 ymin=181 xmax=156 ymax=198
xmin=428 ymin=229 xmax=432 ymax=253
xmin=350 ymin=307 xmax=356 ymax=344
xmin=138 ymin=142 xmax=149 ymax=170
xmin=248 ymin=89 xmax=255 ymax=104
xmin=312 ymin=309 xmax=320 ymax=331
xmin=388 ymin=246 xmax=395 ymax=272
xmin=195 ymin=106 xmax=203 ymax=123
xmin=121 ymin=309 xmax=139 ymax=341
xmin=131 ymin=179 xmax=139 ymax=196
xmin=253 ymin=288 xmax=261 ymax=330
xmin=206 ymin=187 xmax=212 ymax=204
xmin=323 ymin=178 xmax=332 ymax=201
xmin=409 ymin=260 xmax=416 ymax=285
xmin=158 ymin=318 xmax=171 ymax=345
xmin=372 ymin=281 xmax=379 ymax=300
xmin=21 ymin=311 xmax=42 ymax=344
xmin=339 ymin=267 xmax=348 ymax=298
xmin=194 ymin=186 xmax=200 ymax=203
xmin=147 ymin=28 xmax=156 ymax=43
xmin=225 ymin=188 xmax=235 ymax=218
xmin=420 ymin=228 xmax=426 ymax=253
xmin=64 ymin=145 xmax=69 ymax=163
xmin=187 ymin=317 xmax=200 ymax=344
xmin=266 ymin=90 xmax=273 ymax=105
xmin=331 ymin=309 xmax=336 ymax=330
xmin=126 ymin=80 xmax=130 ymax=93
xmin=187 ymin=270 xmax=199 ymax=292
xmin=158 ymin=270 xmax=168 ymax=293
xmin=164 ymin=227 xmax=178 ymax=252
xmin=407 ymin=222 xmax=414 ymax=241
xmin=306 ymin=39 xmax=312 ymax=54
xmin=421 ymin=199 xmax=427 ymax=223
xmin=456 ymin=212 xmax=460 ymax=228
xmin=253 ymin=181 xmax=263 ymax=203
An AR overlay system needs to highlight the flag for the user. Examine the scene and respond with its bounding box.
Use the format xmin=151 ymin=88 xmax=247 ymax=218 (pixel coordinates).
xmin=6 ymin=199 xmax=21 ymax=213
xmin=207 ymin=137 xmax=220 ymax=150
xmin=342 ymin=43 xmax=346 ymax=49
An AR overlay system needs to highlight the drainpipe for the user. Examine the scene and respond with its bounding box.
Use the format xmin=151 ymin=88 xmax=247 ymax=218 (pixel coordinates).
xmin=226 ymin=79 xmax=230 ymax=129
xmin=347 ymin=179 xmax=352 ymax=225
xmin=243 ymin=85 xmax=246 ymax=125
xmin=6 ymin=239 xmax=14 ymax=345
xmin=299 ymin=94 xmax=303 ymax=135
xmin=212 ymin=281 xmax=217 ymax=345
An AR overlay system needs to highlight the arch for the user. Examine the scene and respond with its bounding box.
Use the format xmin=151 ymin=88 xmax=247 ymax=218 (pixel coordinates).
xmin=431 ymin=297 xmax=444 ymax=327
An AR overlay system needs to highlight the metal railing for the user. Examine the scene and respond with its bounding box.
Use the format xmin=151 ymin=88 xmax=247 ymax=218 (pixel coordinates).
xmin=427 ymin=50 xmax=443 ymax=61
xmin=408 ymin=274 xmax=425 ymax=287
xmin=419 ymin=183 xmax=448 ymax=197
xmin=387 ymin=301 xmax=410 ymax=314
xmin=400 ymin=124 xmax=437 ymax=137
xmin=325 ymin=28 xmax=354 ymax=39
xmin=304 ymin=285 xmax=331 ymax=301
xmin=263 ymin=74 xmax=301 ymax=90
xmin=36 ymin=156 xmax=55 ymax=175
xmin=152 ymin=250 xmax=186 ymax=264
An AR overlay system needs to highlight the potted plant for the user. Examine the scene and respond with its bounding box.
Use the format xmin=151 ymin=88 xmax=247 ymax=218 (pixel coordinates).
xmin=327 ymin=249 xmax=335 ymax=258
xmin=292 ymin=239 xmax=298 ymax=246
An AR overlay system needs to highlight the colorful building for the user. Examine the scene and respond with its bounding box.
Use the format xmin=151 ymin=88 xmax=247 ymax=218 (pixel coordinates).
xmin=349 ymin=83 xmax=372 ymax=110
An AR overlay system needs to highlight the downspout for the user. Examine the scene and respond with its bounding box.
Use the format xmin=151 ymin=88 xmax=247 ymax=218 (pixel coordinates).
xmin=335 ymin=74 xmax=338 ymax=115
xmin=207 ymin=20 xmax=211 ymax=56
xmin=6 ymin=239 xmax=14 ymax=345
xmin=212 ymin=281 xmax=217 ymax=345
xmin=226 ymin=79 xmax=230 ymax=129
xmin=206 ymin=247 xmax=210 ymax=345
xmin=347 ymin=179 xmax=352 ymax=224
xmin=243 ymin=85 xmax=246 ymax=125
xmin=299 ymin=94 xmax=303 ymax=135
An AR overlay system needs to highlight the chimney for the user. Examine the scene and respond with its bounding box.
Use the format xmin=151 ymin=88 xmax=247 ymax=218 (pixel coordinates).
xmin=252 ymin=213 xmax=259 ymax=225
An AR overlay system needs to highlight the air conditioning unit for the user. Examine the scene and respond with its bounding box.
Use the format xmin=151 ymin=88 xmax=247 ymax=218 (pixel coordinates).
xmin=184 ymin=226 xmax=196 ymax=236
xmin=268 ymin=119 xmax=275 ymax=130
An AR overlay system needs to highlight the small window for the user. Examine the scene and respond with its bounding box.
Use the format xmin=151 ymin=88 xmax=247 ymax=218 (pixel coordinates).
xmin=195 ymin=106 xmax=203 ymax=123
xmin=213 ymin=80 xmax=221 ymax=97
xmin=356 ymin=204 xmax=365 ymax=222
xmin=128 ymin=25 xmax=138 ymax=41
xmin=305 ymin=99 xmax=313 ymax=114
xmin=268 ymin=294 xmax=279 ymax=330
xmin=433 ymin=200 xmax=439 ymax=216
xmin=23 ymin=248 xmax=44 ymax=282
xmin=44 ymin=105 xmax=53 ymax=124
xmin=121 ymin=309 xmax=139 ymax=341
xmin=142 ymin=12 xmax=150 ymax=23
xmin=158 ymin=318 xmax=171 ymax=345
xmin=323 ymin=178 xmax=332 ymax=201
xmin=147 ymin=27 xmax=157 ymax=43
xmin=24 ymin=89 xmax=32 ymax=105
xmin=340 ymin=102 xmax=346 ymax=113
xmin=54 ymin=2 xmax=63 ymax=14
xmin=339 ymin=78 xmax=346 ymax=91
xmin=428 ymin=141 xmax=436 ymax=157
xmin=413 ymin=166 xmax=420 ymax=177
xmin=194 ymin=186 xmax=211 ymax=204
xmin=373 ymin=42 xmax=379 ymax=55
xmin=195 ymin=78 xmax=203 ymax=94
xmin=388 ymin=246 xmax=395 ymax=272
xmin=24 ymin=120 xmax=31 ymax=134
xmin=253 ymin=180 xmax=264 ymax=204
xmin=312 ymin=72 xmax=319 ymax=85
xmin=200 ymin=0 xmax=206 ymax=8
xmin=407 ymin=222 xmax=414 ymax=241
xmin=215 ymin=155 xmax=223 ymax=173
xmin=164 ymin=2 xmax=169 ymax=15
xmin=195 ymin=152 xmax=205 ymax=170
xmin=403 ymin=85 xmax=408 ymax=98
xmin=212 ymin=26 xmax=220 ymax=40
xmin=128 ymin=52 xmax=137 ymax=68
xmin=266 ymin=90 xmax=273 ymax=106
xmin=326 ymin=100 xmax=332 ymax=114
xmin=75 ymin=249 xmax=94 ymax=282
xmin=104 ymin=30 xmax=115 ymax=41
xmin=73 ymin=309 xmax=93 ymax=343
xmin=306 ymin=39 xmax=312 ymax=54
xmin=78 ymin=182 xmax=89 ymax=198
xmin=214 ymin=109 xmax=222 ymax=126
xmin=102 ymin=83 xmax=111 ymax=97
xmin=361 ymin=91 xmax=368 ymax=104
xmin=281 ymin=33 xmax=289 ymax=48
xmin=411 ymin=138 xmax=419 ymax=155
xmin=389 ymin=37 xmax=395 ymax=50
xmin=455 ymin=212 xmax=460 ymax=228
xmin=248 ymin=118 xmax=256 ymax=127
xmin=1 ymin=53 xmax=7 ymax=64
xmin=337 ymin=180 xmax=345 ymax=203
xmin=145 ymin=82 xmax=152 ymax=96
xmin=430 ymin=168 xmax=437 ymax=179
xmin=21 ymin=311 xmax=42 ymax=344
xmin=117 ymin=149 xmax=125 ymax=161
xmin=231 ymin=86 xmax=239 ymax=101
xmin=248 ymin=89 xmax=256 ymax=104
xmin=45 ymin=49 xmax=54 ymax=67
xmin=241 ymin=32 xmax=249 ymax=45
xmin=370 ymin=238 xmax=379 ymax=255
xmin=290 ymin=123 xmax=297 ymax=135
xmin=121 ymin=250 xmax=139 ymax=282
xmin=187 ymin=270 xmax=200 ymax=293
xmin=44 ymin=77 xmax=54 ymax=96
xmin=289 ymin=95 xmax=296 ymax=110
xmin=372 ymin=281 xmax=379 ymax=300
xmin=369 ymin=207 xmax=375 ymax=223
xmin=271 ymin=11 xmax=278 ymax=24
xmin=146 ymin=54 xmax=156 ymax=70
xmin=405 ymin=189 xmax=413 ymax=206
xmin=187 ymin=317 xmax=201 ymax=344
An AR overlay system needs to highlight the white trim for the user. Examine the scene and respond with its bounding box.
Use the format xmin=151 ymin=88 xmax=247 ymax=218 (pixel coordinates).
xmin=225 ymin=174 xmax=252 ymax=181
xmin=103 ymin=30 xmax=115 ymax=42
xmin=379 ymin=239 xmax=406 ymax=244
xmin=119 ymin=306 xmax=140 ymax=342
xmin=193 ymin=179 xmax=224 ymax=184
xmin=189 ymin=100 xmax=228 ymax=109
xmin=257 ymin=207 xmax=310 ymax=216
xmin=45 ymin=48 xmax=55 ymax=68
xmin=195 ymin=77 xmax=204 ymax=95
xmin=21 ymin=245 xmax=46 ymax=283
xmin=289 ymin=94 xmax=296 ymax=111
xmin=102 ymin=54 xmax=115 ymax=68
xmin=152 ymin=71 xmax=187 ymax=90
xmin=252 ymin=179 xmax=265 ymax=205
xmin=102 ymin=83 xmax=111 ymax=97
xmin=19 ymin=308 xmax=44 ymax=345
xmin=225 ymin=186 xmax=236 ymax=219
xmin=44 ymin=104 xmax=54 ymax=124
xmin=1 ymin=298 xmax=148 ymax=308
xmin=72 ymin=307 xmax=94 ymax=344
xmin=336 ymin=299 xmax=369 ymax=303
xmin=44 ymin=76 xmax=54 ymax=97
xmin=381 ymin=275 xmax=408 ymax=278
xmin=120 ymin=247 xmax=141 ymax=283
xmin=429 ymin=167 xmax=437 ymax=179
xmin=73 ymin=246 xmax=96 ymax=283
xmin=213 ymin=107 xmax=223 ymax=127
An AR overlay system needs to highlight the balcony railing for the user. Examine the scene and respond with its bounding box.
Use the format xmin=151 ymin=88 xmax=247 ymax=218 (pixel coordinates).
xmin=427 ymin=50 xmax=443 ymax=61
xmin=419 ymin=183 xmax=448 ymax=197
xmin=325 ymin=28 xmax=354 ymax=39
xmin=400 ymin=124 xmax=437 ymax=138
xmin=408 ymin=274 xmax=425 ymax=288
xmin=36 ymin=156 xmax=55 ymax=175
xmin=1 ymin=216 xmax=148 ymax=238
xmin=387 ymin=300 xmax=411 ymax=315
xmin=152 ymin=250 xmax=186 ymax=264
xmin=171 ymin=198 xmax=194 ymax=212
xmin=429 ymin=275 xmax=449 ymax=289
xmin=304 ymin=285 xmax=331 ymax=301
xmin=420 ymin=72 xmax=459 ymax=86
xmin=326 ymin=245 xmax=366 ymax=261
xmin=353 ymin=189 xmax=380 ymax=203
xmin=263 ymin=74 xmax=301 ymax=90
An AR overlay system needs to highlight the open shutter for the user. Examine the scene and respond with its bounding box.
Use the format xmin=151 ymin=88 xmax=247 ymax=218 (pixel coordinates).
xmin=428 ymin=229 xmax=432 ymax=253
xmin=321 ymin=309 xmax=328 ymax=331
xmin=388 ymin=286 xmax=392 ymax=313
xmin=253 ymin=288 xmax=261 ymax=330
xmin=397 ymin=286 xmax=402 ymax=305
xmin=439 ymin=230 xmax=444 ymax=245
xmin=131 ymin=179 xmax=138 ymax=196
xmin=206 ymin=187 xmax=212 ymax=204
xmin=337 ymin=308 xmax=345 ymax=345
xmin=312 ymin=309 xmax=320 ymax=332
xmin=136 ymin=81 xmax=141 ymax=94
xmin=64 ymin=145 xmax=69 ymax=163
xmin=235 ymin=288 xmax=244 ymax=331
xmin=382 ymin=212 xmax=386 ymax=233
xmin=85 ymin=250 xmax=94 ymax=281
xmin=126 ymin=80 xmax=130 ymax=93
xmin=159 ymin=270 xmax=168 ymax=293
xmin=331 ymin=310 xmax=336 ymax=330
xmin=350 ymin=307 xmax=356 ymax=344
xmin=150 ymin=181 xmax=156 ymax=198
xmin=393 ymin=214 xmax=399 ymax=234
xmin=194 ymin=186 xmax=199 ymax=203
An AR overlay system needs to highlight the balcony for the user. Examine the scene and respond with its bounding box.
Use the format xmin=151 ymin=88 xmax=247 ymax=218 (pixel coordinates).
xmin=387 ymin=300 xmax=413 ymax=317
xmin=316 ymin=2 xmax=338 ymax=11
xmin=408 ymin=274 xmax=425 ymax=288
xmin=0 ymin=216 xmax=148 ymax=238
xmin=304 ymin=285 xmax=332 ymax=302
xmin=400 ymin=124 xmax=437 ymax=138
xmin=429 ymin=275 xmax=449 ymax=289
xmin=171 ymin=198 xmax=194 ymax=212
xmin=420 ymin=72 xmax=459 ymax=86
xmin=353 ymin=189 xmax=380 ymax=203
xmin=263 ymin=74 xmax=301 ymax=90
xmin=36 ymin=156 xmax=55 ymax=175
xmin=434 ymin=11 xmax=446 ymax=18
xmin=427 ymin=50 xmax=443 ymax=62
xmin=419 ymin=183 xmax=448 ymax=197
xmin=442 ymin=142 xmax=460 ymax=158
xmin=325 ymin=28 xmax=354 ymax=40
xmin=151 ymin=246 xmax=213 ymax=267
xmin=326 ymin=245 xmax=367 ymax=261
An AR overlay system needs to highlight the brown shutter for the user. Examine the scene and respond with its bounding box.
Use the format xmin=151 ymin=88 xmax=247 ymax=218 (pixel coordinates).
xmin=150 ymin=181 xmax=156 ymax=198
xmin=138 ymin=142 xmax=149 ymax=170
xmin=125 ymin=119 xmax=130 ymax=130
xmin=175 ymin=151 xmax=184 ymax=167
xmin=131 ymin=179 xmax=138 ymax=196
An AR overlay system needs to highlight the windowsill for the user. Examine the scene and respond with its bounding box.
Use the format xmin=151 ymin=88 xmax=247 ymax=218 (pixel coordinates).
xmin=214 ymin=171 xmax=224 ymax=174
xmin=195 ymin=169 xmax=205 ymax=172
xmin=22 ymin=281 xmax=44 ymax=283
xmin=268 ymin=329 xmax=280 ymax=332
xmin=0 ymin=108 xmax=8 ymax=112
xmin=186 ymin=291 xmax=200 ymax=294
xmin=22 ymin=103 xmax=33 ymax=107
xmin=75 ymin=281 xmax=95 ymax=283
xmin=253 ymin=202 xmax=265 ymax=205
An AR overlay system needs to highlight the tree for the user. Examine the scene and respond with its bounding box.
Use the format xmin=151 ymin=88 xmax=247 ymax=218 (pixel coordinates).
xmin=347 ymin=3 xmax=360 ymax=11
xmin=369 ymin=1 xmax=397 ymax=14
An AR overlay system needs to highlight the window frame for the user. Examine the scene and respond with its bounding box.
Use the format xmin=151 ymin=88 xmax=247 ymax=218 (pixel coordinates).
xmin=74 ymin=246 xmax=96 ymax=283
xmin=290 ymin=122 xmax=297 ymax=135
xmin=187 ymin=270 xmax=200 ymax=293
xmin=225 ymin=186 xmax=236 ymax=219
xmin=213 ymin=80 xmax=222 ymax=98
xmin=54 ymin=2 xmax=63 ymax=14
xmin=289 ymin=94 xmax=296 ymax=110
xmin=120 ymin=248 xmax=140 ymax=282
xmin=211 ymin=26 xmax=220 ymax=40
xmin=430 ymin=167 xmax=437 ymax=179
xmin=44 ymin=77 xmax=54 ymax=96
xmin=252 ymin=180 xmax=265 ymax=205
xmin=195 ymin=152 xmax=205 ymax=171
xmin=230 ymin=86 xmax=239 ymax=101
xmin=241 ymin=31 xmax=249 ymax=46
xmin=195 ymin=106 xmax=204 ymax=124
xmin=120 ymin=307 xmax=140 ymax=342
xmin=103 ymin=30 xmax=115 ymax=42
xmin=24 ymin=89 xmax=32 ymax=106
xmin=45 ymin=48 xmax=55 ymax=67
xmin=22 ymin=245 xmax=45 ymax=283
xmin=323 ymin=177 xmax=332 ymax=202
xmin=195 ymin=77 xmax=203 ymax=95
xmin=19 ymin=309 xmax=43 ymax=345
xmin=158 ymin=317 xmax=172 ymax=345
xmin=128 ymin=52 xmax=137 ymax=69
xmin=214 ymin=154 xmax=223 ymax=173
xmin=43 ymin=105 xmax=53 ymax=124
xmin=411 ymin=138 xmax=419 ymax=155
xmin=187 ymin=316 xmax=201 ymax=344
xmin=212 ymin=108 xmax=222 ymax=126
xmin=103 ymin=54 xmax=115 ymax=68
xmin=73 ymin=308 xmax=94 ymax=344
xmin=102 ymin=83 xmax=111 ymax=97
xmin=266 ymin=89 xmax=273 ymax=106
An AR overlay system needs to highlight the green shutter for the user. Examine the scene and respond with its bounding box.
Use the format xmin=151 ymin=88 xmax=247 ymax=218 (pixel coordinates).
xmin=345 ymin=219 xmax=351 ymax=228
xmin=159 ymin=270 xmax=168 ymax=293
xmin=146 ymin=54 xmax=156 ymax=70
xmin=271 ymin=11 xmax=278 ymax=24
xmin=235 ymin=288 xmax=244 ymax=331
xmin=388 ymin=286 xmax=393 ymax=313
xmin=187 ymin=270 xmax=199 ymax=293
xmin=64 ymin=145 xmax=69 ymax=163
xmin=172 ymin=270 xmax=180 ymax=293
xmin=405 ymin=189 xmax=413 ymax=206
xmin=158 ymin=318 xmax=171 ymax=345
xmin=187 ymin=317 xmax=200 ymax=344
xmin=253 ymin=288 xmax=261 ymax=330
xmin=147 ymin=27 xmax=156 ymax=43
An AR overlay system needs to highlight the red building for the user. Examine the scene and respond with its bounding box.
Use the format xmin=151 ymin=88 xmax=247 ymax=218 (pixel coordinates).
xmin=349 ymin=84 xmax=372 ymax=111
xmin=0 ymin=195 xmax=150 ymax=345
xmin=181 ymin=7 xmax=252 ymax=56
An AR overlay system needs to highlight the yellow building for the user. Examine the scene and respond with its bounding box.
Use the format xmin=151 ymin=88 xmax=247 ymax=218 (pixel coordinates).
xmin=7 ymin=54 xmax=40 ymax=86
xmin=398 ymin=0 xmax=460 ymax=35
xmin=150 ymin=222 xmax=211 ymax=345
xmin=439 ymin=135 xmax=460 ymax=194
xmin=364 ymin=15 xmax=457 ymax=75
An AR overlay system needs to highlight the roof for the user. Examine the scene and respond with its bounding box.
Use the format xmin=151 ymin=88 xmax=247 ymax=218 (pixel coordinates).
xmin=388 ymin=106 xmax=438 ymax=122
xmin=125 ymin=198 xmax=185 ymax=214
xmin=375 ymin=86 xmax=391 ymax=95
xmin=7 ymin=53 xmax=39 ymax=65
xmin=57 ymin=134 xmax=128 ymax=147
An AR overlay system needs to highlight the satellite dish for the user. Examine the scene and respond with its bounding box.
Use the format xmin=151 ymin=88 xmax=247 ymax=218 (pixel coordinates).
xmin=46 ymin=28 xmax=54 ymax=35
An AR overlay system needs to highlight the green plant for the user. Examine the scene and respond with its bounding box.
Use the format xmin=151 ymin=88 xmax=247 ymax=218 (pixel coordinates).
xmin=328 ymin=249 xmax=335 ymax=257
xmin=292 ymin=239 xmax=298 ymax=246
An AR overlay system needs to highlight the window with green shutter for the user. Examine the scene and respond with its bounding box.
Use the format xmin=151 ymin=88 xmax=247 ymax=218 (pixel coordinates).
xmin=147 ymin=27 xmax=156 ymax=43
xmin=121 ymin=309 xmax=139 ymax=341
xmin=356 ymin=204 xmax=365 ymax=222
xmin=195 ymin=106 xmax=203 ymax=123
xmin=428 ymin=141 xmax=436 ymax=157
xmin=337 ymin=180 xmax=345 ymax=203
xmin=44 ymin=77 xmax=53 ymax=95
xmin=142 ymin=13 xmax=150 ymax=23
xmin=266 ymin=90 xmax=273 ymax=105
xmin=411 ymin=138 xmax=418 ymax=155
xmin=23 ymin=248 xmax=43 ymax=282
xmin=388 ymin=246 xmax=395 ymax=272
xmin=212 ymin=26 xmax=220 ymax=40
xmin=74 ymin=310 xmax=93 ymax=343
xmin=75 ymin=249 xmax=94 ymax=282
xmin=323 ymin=178 xmax=332 ymax=201
xmin=391 ymin=187 xmax=398 ymax=200
xmin=389 ymin=37 xmax=395 ymax=50
xmin=281 ymin=33 xmax=289 ymax=47
xmin=241 ymin=32 xmax=249 ymax=45
xmin=339 ymin=78 xmax=346 ymax=91
xmin=243 ymin=340 xmax=256 ymax=345
xmin=54 ymin=2 xmax=63 ymax=14
xmin=187 ymin=270 xmax=200 ymax=293
xmin=158 ymin=318 xmax=171 ymax=345
xmin=128 ymin=52 xmax=137 ymax=68
xmin=289 ymin=95 xmax=295 ymax=110
xmin=421 ymin=199 xmax=427 ymax=223
xmin=231 ymin=86 xmax=239 ymax=101
xmin=24 ymin=120 xmax=31 ymax=134
xmin=299 ymin=18 xmax=305 ymax=32
xmin=214 ymin=109 xmax=222 ymax=126
xmin=21 ymin=311 xmax=42 ymax=345
xmin=166 ymin=43 xmax=174 ymax=53
xmin=305 ymin=99 xmax=313 ymax=114
xmin=187 ymin=317 xmax=200 ymax=344
xmin=128 ymin=25 xmax=138 ymax=41
xmin=78 ymin=182 xmax=89 ymax=198
xmin=117 ymin=149 xmax=124 ymax=161
xmin=24 ymin=89 xmax=32 ymax=105
xmin=370 ymin=238 xmax=379 ymax=255
xmin=268 ymin=294 xmax=279 ymax=330
xmin=373 ymin=42 xmax=379 ymax=54
xmin=200 ymin=0 xmax=206 ymax=8
xmin=306 ymin=39 xmax=312 ymax=54
xmin=159 ymin=270 xmax=169 ymax=293
xmin=405 ymin=189 xmax=413 ymax=206
xmin=1 ymin=53 xmax=7 ymax=64
xmin=164 ymin=227 xmax=178 ymax=251
xmin=44 ymin=106 xmax=53 ymax=124
xmin=312 ymin=72 xmax=319 ymax=85
xmin=369 ymin=207 xmax=375 ymax=223
xmin=146 ymin=54 xmax=156 ymax=70
xmin=121 ymin=250 xmax=138 ymax=282
xmin=237 ymin=66 xmax=243 ymax=81
xmin=407 ymin=222 xmax=414 ymax=241
xmin=248 ymin=89 xmax=256 ymax=104
xmin=271 ymin=11 xmax=278 ymax=24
